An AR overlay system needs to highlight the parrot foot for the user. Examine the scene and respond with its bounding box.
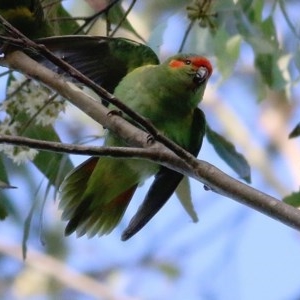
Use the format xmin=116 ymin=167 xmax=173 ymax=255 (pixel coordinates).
xmin=107 ymin=109 xmax=123 ymax=117
xmin=203 ymin=184 xmax=211 ymax=191
xmin=146 ymin=134 xmax=155 ymax=145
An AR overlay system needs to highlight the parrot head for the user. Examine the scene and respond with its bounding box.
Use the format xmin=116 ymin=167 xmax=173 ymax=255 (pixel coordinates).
xmin=167 ymin=54 xmax=212 ymax=92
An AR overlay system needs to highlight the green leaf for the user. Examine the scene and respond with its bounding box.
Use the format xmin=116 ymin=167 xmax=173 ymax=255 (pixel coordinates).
xmin=5 ymin=109 xmax=73 ymax=189
xmin=260 ymin=16 xmax=277 ymax=39
xmin=247 ymin=37 xmax=275 ymax=54
xmin=48 ymin=2 xmax=80 ymax=35
xmin=233 ymin=5 xmax=287 ymax=90
xmin=247 ymin=0 xmax=264 ymax=23
xmin=289 ymin=123 xmax=300 ymax=139
xmin=206 ymin=125 xmax=251 ymax=183
xmin=283 ymin=191 xmax=300 ymax=207
xmin=255 ymin=53 xmax=287 ymax=90
xmin=4 ymin=75 xmax=74 ymax=188
xmin=0 ymin=157 xmax=15 ymax=220
xmin=148 ymin=20 xmax=168 ymax=56
xmin=25 ymin=123 xmax=73 ymax=188
xmin=251 ymin=17 xmax=278 ymax=54
xmin=0 ymin=190 xmax=19 ymax=220
xmin=0 ymin=156 xmax=23 ymax=221
xmin=238 ymin=0 xmax=254 ymax=13
xmin=22 ymin=195 xmax=38 ymax=259
xmin=107 ymin=3 xmax=132 ymax=30
xmin=106 ymin=2 xmax=144 ymax=40
xmin=0 ymin=159 xmax=17 ymax=220
xmin=0 ymin=201 xmax=8 ymax=220
xmin=0 ymin=156 xmax=10 ymax=186
xmin=214 ymin=30 xmax=241 ymax=79
xmin=175 ymin=176 xmax=198 ymax=222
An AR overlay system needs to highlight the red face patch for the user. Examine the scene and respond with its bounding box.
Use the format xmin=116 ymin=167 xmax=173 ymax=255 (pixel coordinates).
xmin=169 ymin=56 xmax=213 ymax=77
xmin=169 ymin=59 xmax=186 ymax=68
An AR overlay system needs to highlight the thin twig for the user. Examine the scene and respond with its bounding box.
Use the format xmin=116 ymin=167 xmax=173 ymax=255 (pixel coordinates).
xmin=178 ymin=20 xmax=195 ymax=53
xmin=0 ymin=69 xmax=12 ymax=77
xmin=109 ymin=0 xmax=146 ymax=42
xmin=0 ymin=134 xmax=165 ymax=161
xmin=74 ymin=0 xmax=122 ymax=34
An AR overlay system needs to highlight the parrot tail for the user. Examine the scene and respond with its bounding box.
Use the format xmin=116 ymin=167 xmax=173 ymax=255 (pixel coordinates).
xmin=59 ymin=157 xmax=138 ymax=237
xmin=59 ymin=157 xmax=98 ymax=220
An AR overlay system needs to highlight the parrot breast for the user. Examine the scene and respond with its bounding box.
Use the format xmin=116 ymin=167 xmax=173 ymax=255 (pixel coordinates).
xmin=112 ymin=58 xmax=210 ymax=147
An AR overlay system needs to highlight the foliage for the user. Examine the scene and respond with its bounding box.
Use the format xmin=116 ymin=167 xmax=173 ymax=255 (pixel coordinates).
xmin=206 ymin=125 xmax=251 ymax=183
xmin=283 ymin=191 xmax=300 ymax=207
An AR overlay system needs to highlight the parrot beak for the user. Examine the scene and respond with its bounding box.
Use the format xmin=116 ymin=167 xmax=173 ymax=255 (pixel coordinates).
xmin=193 ymin=66 xmax=209 ymax=85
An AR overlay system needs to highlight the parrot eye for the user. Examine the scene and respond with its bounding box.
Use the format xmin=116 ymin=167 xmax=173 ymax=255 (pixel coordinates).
xmin=194 ymin=66 xmax=209 ymax=85
xmin=185 ymin=59 xmax=192 ymax=65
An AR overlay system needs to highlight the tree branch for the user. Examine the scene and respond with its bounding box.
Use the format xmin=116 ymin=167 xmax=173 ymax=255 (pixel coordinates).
xmin=0 ymin=134 xmax=170 ymax=161
xmin=1 ymin=50 xmax=300 ymax=234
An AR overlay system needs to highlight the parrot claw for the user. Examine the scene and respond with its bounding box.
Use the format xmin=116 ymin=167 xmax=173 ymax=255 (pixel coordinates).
xmin=146 ymin=134 xmax=155 ymax=145
xmin=203 ymin=184 xmax=211 ymax=191
xmin=107 ymin=109 xmax=123 ymax=117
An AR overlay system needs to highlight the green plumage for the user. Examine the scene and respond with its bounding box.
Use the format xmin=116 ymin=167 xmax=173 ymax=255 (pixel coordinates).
xmin=32 ymin=36 xmax=160 ymax=94
xmin=56 ymin=41 xmax=212 ymax=238
xmin=5 ymin=32 xmax=212 ymax=239
xmin=0 ymin=0 xmax=51 ymax=38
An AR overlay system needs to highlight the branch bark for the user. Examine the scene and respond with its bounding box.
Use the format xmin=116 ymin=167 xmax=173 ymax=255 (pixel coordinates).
xmin=1 ymin=50 xmax=300 ymax=233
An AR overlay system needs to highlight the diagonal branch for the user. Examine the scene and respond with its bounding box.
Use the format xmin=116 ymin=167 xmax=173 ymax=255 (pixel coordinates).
xmin=1 ymin=51 xmax=300 ymax=234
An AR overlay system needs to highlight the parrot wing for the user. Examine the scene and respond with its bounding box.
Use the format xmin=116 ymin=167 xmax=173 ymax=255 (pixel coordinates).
xmin=60 ymin=155 xmax=144 ymax=237
xmin=121 ymin=166 xmax=184 ymax=241
xmin=29 ymin=36 xmax=160 ymax=94
xmin=121 ymin=108 xmax=206 ymax=240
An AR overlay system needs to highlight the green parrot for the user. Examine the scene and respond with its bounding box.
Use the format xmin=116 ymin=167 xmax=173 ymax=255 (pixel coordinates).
xmin=1 ymin=1 xmax=250 ymax=240
xmin=1 ymin=0 xmax=212 ymax=239
xmin=25 ymin=36 xmax=212 ymax=240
